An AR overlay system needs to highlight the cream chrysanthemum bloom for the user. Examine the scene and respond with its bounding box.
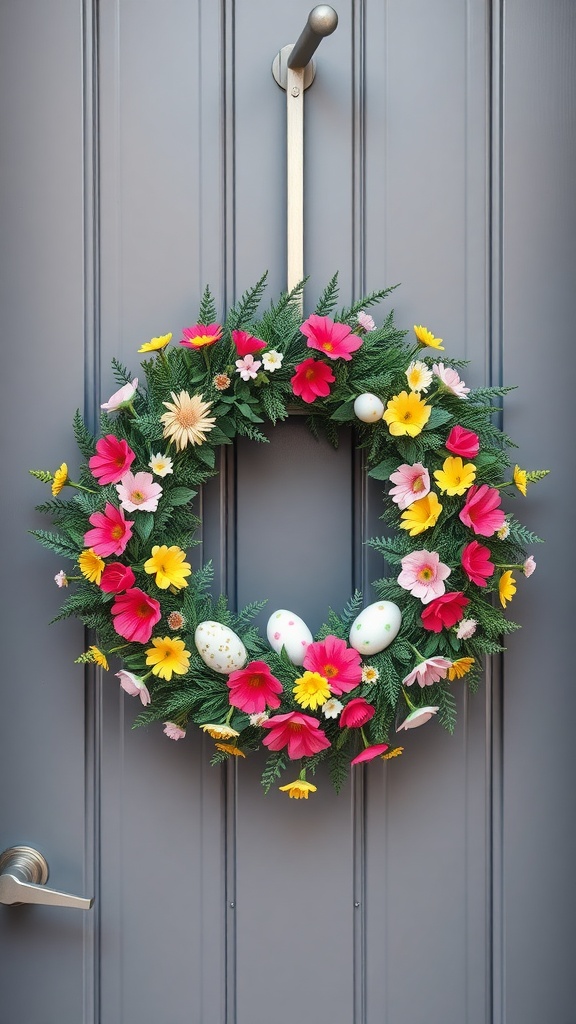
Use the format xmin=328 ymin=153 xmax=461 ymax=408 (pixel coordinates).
xmin=200 ymin=723 xmax=240 ymax=741
xmin=405 ymin=360 xmax=432 ymax=392
xmin=161 ymin=391 xmax=215 ymax=450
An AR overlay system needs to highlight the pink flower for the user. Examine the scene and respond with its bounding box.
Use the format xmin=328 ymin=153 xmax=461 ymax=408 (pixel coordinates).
xmin=164 ymin=722 xmax=186 ymax=740
xmin=456 ymin=618 xmax=477 ymax=639
xmin=291 ymin=358 xmax=335 ymax=404
xmin=396 ymin=707 xmax=439 ymax=731
xmin=89 ymin=434 xmax=136 ymax=485
xmin=351 ymin=743 xmax=389 ymax=764
xmin=180 ymin=324 xmax=222 ymax=350
xmin=235 ymin=354 xmax=262 ymax=380
xmin=116 ymin=670 xmax=151 ymax=706
xmin=84 ymin=502 xmax=134 ymax=557
xmin=227 ymin=660 xmax=283 ymax=714
xmin=461 ymin=540 xmax=494 ymax=587
xmin=301 ymin=314 xmax=363 ymax=361
xmin=459 ymin=484 xmax=506 ymax=537
xmin=303 ymin=635 xmax=362 ymax=695
xmin=432 ymin=362 xmax=470 ymax=398
xmin=523 ymin=556 xmax=536 ymax=577
xmin=231 ymin=329 xmax=267 ymax=356
xmin=402 ymin=657 xmax=452 ymax=687
xmin=397 ymin=549 xmax=451 ymax=604
xmin=339 ymin=697 xmax=375 ymax=728
xmin=357 ymin=311 xmax=376 ymax=332
xmin=116 ymin=471 xmax=163 ymax=512
xmin=389 ymin=463 xmax=431 ymax=510
xmin=111 ymin=587 xmax=162 ymax=643
xmin=54 ymin=570 xmax=68 ymax=587
xmin=261 ymin=712 xmax=331 ymax=759
xmin=445 ymin=425 xmax=480 ymax=459
xmin=101 ymin=379 xmax=138 ymax=412
xmin=99 ymin=562 xmax=136 ymax=593
xmin=421 ymin=592 xmax=469 ymax=633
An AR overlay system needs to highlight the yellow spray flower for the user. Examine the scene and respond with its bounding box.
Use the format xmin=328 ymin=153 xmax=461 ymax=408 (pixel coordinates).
xmin=448 ymin=657 xmax=475 ymax=681
xmin=144 ymin=545 xmax=192 ymax=590
xmin=383 ymin=391 xmax=432 ymax=438
xmin=434 ymin=456 xmax=477 ymax=496
xmin=215 ymin=742 xmax=246 ymax=758
xmin=201 ymin=724 xmax=240 ymax=741
xmin=293 ymin=671 xmax=331 ymax=711
xmin=499 ymin=571 xmax=517 ymax=608
xmin=400 ymin=492 xmax=443 ymax=536
xmin=279 ymin=779 xmax=318 ymax=799
xmin=52 ymin=463 xmax=69 ymax=496
xmin=513 ymin=465 xmax=527 ymax=496
xmin=145 ymin=636 xmax=190 ymax=680
xmin=138 ymin=332 xmax=172 ymax=354
xmin=382 ymin=746 xmax=404 ymax=759
xmin=89 ymin=646 xmax=109 ymax=670
xmin=414 ymin=325 xmax=444 ymax=350
xmin=78 ymin=548 xmax=105 ymax=584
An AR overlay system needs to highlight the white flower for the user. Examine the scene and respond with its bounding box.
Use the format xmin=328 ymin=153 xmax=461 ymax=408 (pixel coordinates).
xmin=54 ymin=570 xmax=68 ymax=587
xmin=262 ymin=350 xmax=284 ymax=372
xmin=496 ymin=520 xmax=510 ymax=540
xmin=235 ymin=354 xmax=261 ymax=380
xmin=455 ymin=618 xmax=478 ymax=640
xmin=396 ymin=706 xmax=439 ymax=731
xmin=432 ymin=362 xmax=470 ymax=399
xmin=405 ymin=360 xmax=433 ymax=393
xmin=322 ymin=697 xmax=343 ymax=719
xmin=249 ymin=712 xmax=270 ymax=727
xmin=523 ymin=556 xmax=536 ymax=577
xmin=357 ymin=311 xmax=376 ymax=332
xmin=361 ymin=665 xmax=379 ymax=685
xmin=149 ymin=452 xmax=174 ymax=477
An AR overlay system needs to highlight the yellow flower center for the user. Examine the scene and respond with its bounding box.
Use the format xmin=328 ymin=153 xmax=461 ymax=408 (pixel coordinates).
xmin=289 ymin=723 xmax=303 ymax=733
xmin=322 ymin=664 xmax=338 ymax=678
xmin=413 ymin=477 xmax=424 ymax=492
xmin=418 ymin=566 xmax=433 ymax=581
xmin=248 ymin=674 xmax=263 ymax=688
xmin=111 ymin=525 xmax=124 ymax=540
xmin=322 ymin=341 xmax=333 ymax=351
xmin=132 ymin=489 xmax=145 ymax=503
xmin=305 ymin=368 xmax=316 ymax=380
xmin=175 ymin=406 xmax=201 ymax=428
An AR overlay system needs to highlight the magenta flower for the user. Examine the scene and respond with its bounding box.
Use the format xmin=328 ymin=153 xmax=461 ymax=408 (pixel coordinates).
xmin=180 ymin=323 xmax=222 ymax=350
xmin=402 ymin=656 xmax=452 ymax=688
xmin=89 ymin=434 xmax=136 ymax=485
xmin=164 ymin=722 xmax=186 ymax=740
xmin=101 ymin=378 xmax=138 ymax=412
xmin=459 ymin=484 xmax=506 ymax=537
xmin=396 ymin=707 xmax=439 ymax=731
xmin=445 ymin=425 xmax=480 ymax=459
xmin=116 ymin=471 xmax=163 ymax=512
xmin=421 ymin=592 xmax=469 ymax=633
xmin=389 ymin=462 xmax=431 ymax=510
xmin=303 ymin=635 xmax=362 ymax=695
xmin=461 ymin=540 xmax=494 ymax=587
xmin=84 ymin=502 xmax=134 ymax=557
xmin=99 ymin=562 xmax=136 ymax=593
xmin=111 ymin=587 xmax=162 ymax=643
xmin=291 ymin=358 xmax=335 ymax=404
xmin=339 ymin=697 xmax=375 ymax=729
xmin=116 ymin=670 xmax=151 ymax=706
xmin=432 ymin=362 xmax=470 ymax=399
xmin=261 ymin=712 xmax=331 ymax=759
xmin=397 ymin=549 xmax=451 ymax=604
xmin=231 ymin=329 xmax=267 ymax=356
xmin=351 ymin=743 xmax=389 ymax=765
xmin=235 ymin=354 xmax=262 ymax=381
xmin=227 ymin=660 xmax=283 ymax=714
xmin=300 ymin=314 xmax=363 ymax=361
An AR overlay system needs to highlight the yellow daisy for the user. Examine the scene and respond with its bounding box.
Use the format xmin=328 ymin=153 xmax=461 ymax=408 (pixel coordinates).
xmin=293 ymin=671 xmax=331 ymax=711
xmin=448 ymin=657 xmax=475 ymax=681
xmin=201 ymin=724 xmax=240 ymax=741
xmin=433 ymin=456 xmax=477 ymax=496
xmin=400 ymin=492 xmax=443 ymax=536
xmin=52 ymin=463 xmax=69 ymax=496
xmin=89 ymin=646 xmax=109 ymax=670
xmin=144 ymin=545 xmax=192 ymax=590
xmin=145 ymin=636 xmax=190 ymax=680
xmin=279 ymin=779 xmax=317 ymax=799
xmin=383 ymin=390 xmax=432 ymax=438
xmin=513 ymin=465 xmax=527 ymax=496
xmin=161 ymin=391 xmax=216 ymax=450
xmin=499 ymin=571 xmax=517 ymax=608
xmin=78 ymin=548 xmax=105 ymax=584
xmin=414 ymin=325 xmax=444 ymax=350
xmin=138 ymin=332 xmax=172 ymax=353
xmin=215 ymin=742 xmax=246 ymax=758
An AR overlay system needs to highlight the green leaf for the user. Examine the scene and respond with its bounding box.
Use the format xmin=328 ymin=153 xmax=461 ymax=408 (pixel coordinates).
xmin=134 ymin=514 xmax=154 ymax=543
xmin=425 ymin=407 xmax=452 ymax=430
xmin=168 ymin=487 xmax=198 ymax=506
xmin=330 ymin=400 xmax=355 ymax=422
xmin=368 ymin=457 xmax=398 ymax=481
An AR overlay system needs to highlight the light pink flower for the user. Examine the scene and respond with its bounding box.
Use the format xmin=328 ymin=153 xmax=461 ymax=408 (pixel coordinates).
xmin=357 ymin=311 xmax=376 ymax=332
xmin=300 ymin=314 xmax=363 ymax=361
xmin=402 ymin=656 xmax=452 ymax=688
xmin=389 ymin=462 xmax=431 ymax=510
xmin=116 ymin=471 xmax=163 ymax=512
xmin=54 ymin=570 xmax=68 ymax=587
xmin=116 ymin=670 xmax=151 ymax=706
xmin=523 ymin=556 xmax=536 ymax=577
xmin=164 ymin=722 xmax=186 ymax=740
xmin=397 ymin=549 xmax=451 ymax=604
xmin=84 ymin=502 xmax=134 ymax=557
xmin=396 ymin=707 xmax=439 ymax=731
xmin=101 ymin=378 xmax=138 ymax=412
xmin=456 ymin=618 xmax=477 ymax=639
xmin=432 ymin=363 xmax=470 ymax=399
xmin=235 ymin=354 xmax=262 ymax=380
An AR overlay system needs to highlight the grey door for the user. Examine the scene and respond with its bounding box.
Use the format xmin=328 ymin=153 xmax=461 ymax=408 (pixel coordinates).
xmin=1 ymin=2 xmax=574 ymax=1022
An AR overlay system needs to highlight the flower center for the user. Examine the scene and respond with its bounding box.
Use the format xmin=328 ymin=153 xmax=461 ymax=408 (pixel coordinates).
xmin=322 ymin=341 xmax=333 ymax=352
xmin=138 ymin=602 xmax=151 ymax=618
xmin=176 ymin=407 xmax=199 ymax=428
xmin=132 ymin=490 xmax=145 ymax=503
xmin=289 ymin=723 xmax=303 ymax=733
xmin=111 ymin=525 xmax=124 ymax=540
xmin=305 ymin=368 xmax=316 ymax=380
xmin=418 ymin=566 xmax=434 ymax=581
xmin=412 ymin=477 xmax=424 ymax=492
xmin=403 ymin=411 xmax=412 ymax=421
xmin=323 ymin=664 xmax=338 ymax=678
xmin=249 ymin=675 xmax=263 ymax=688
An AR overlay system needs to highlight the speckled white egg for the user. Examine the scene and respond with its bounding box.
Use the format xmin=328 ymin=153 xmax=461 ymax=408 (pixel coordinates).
xmin=194 ymin=621 xmax=247 ymax=675
xmin=353 ymin=393 xmax=385 ymax=423
xmin=266 ymin=610 xmax=313 ymax=666
xmin=349 ymin=601 xmax=402 ymax=655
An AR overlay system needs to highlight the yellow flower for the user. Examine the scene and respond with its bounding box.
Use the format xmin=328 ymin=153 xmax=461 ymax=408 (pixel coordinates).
xmin=161 ymin=391 xmax=216 ymax=450
xmin=293 ymin=671 xmax=331 ymax=710
xmin=138 ymin=332 xmax=172 ymax=353
xmin=499 ymin=570 xmax=516 ymax=608
xmin=52 ymin=463 xmax=69 ymax=496
xmin=201 ymin=724 xmax=240 ymax=741
xmin=414 ymin=325 xmax=444 ymax=350
xmin=448 ymin=657 xmax=475 ymax=680
xmin=383 ymin=391 xmax=432 ymax=438
xmin=215 ymin=742 xmax=246 ymax=757
xmin=382 ymin=746 xmax=404 ymax=759
xmin=400 ymin=492 xmax=443 ymax=536
xmin=144 ymin=545 xmax=192 ymax=590
xmin=89 ymin=646 xmax=109 ymax=670
xmin=513 ymin=465 xmax=527 ymax=496
xmin=279 ymin=779 xmax=317 ymax=799
xmin=434 ymin=456 xmax=477 ymax=496
xmin=78 ymin=548 xmax=105 ymax=584
xmin=145 ymin=636 xmax=190 ymax=680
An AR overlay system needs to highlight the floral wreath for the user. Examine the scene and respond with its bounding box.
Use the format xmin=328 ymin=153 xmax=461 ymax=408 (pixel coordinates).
xmin=31 ymin=275 xmax=547 ymax=800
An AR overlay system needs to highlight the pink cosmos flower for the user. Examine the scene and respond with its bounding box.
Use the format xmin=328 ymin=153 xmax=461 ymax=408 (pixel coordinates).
xmin=101 ymin=379 xmax=138 ymax=412
xmin=180 ymin=323 xmax=223 ymax=350
xmin=235 ymin=354 xmax=262 ymax=380
xmin=303 ymin=635 xmax=362 ymax=695
xmin=261 ymin=712 xmax=331 ymax=759
xmin=164 ymin=722 xmax=186 ymax=740
xmin=231 ymin=329 xmax=267 ymax=356
xmin=339 ymin=697 xmax=375 ymax=728
xmin=227 ymin=660 xmax=283 ymax=714
xmin=54 ymin=570 xmax=68 ymax=587
xmin=351 ymin=743 xmax=389 ymax=764
xmin=461 ymin=540 xmax=494 ymax=587
xmin=111 ymin=587 xmax=162 ymax=643
xmin=357 ymin=311 xmax=376 ymax=332
xmin=89 ymin=434 xmax=136 ymax=485
xmin=445 ymin=425 xmax=480 ymax=459
xmin=116 ymin=670 xmax=151 ymax=706
xmin=396 ymin=707 xmax=439 ymax=731
xmin=116 ymin=471 xmax=163 ymax=512
xmin=402 ymin=657 xmax=452 ymax=688
xmin=397 ymin=549 xmax=451 ymax=604
xmin=84 ymin=502 xmax=134 ymax=557
xmin=388 ymin=463 xmax=431 ymax=510
xmin=291 ymin=358 xmax=335 ymax=404
xmin=523 ymin=556 xmax=536 ymax=577
xmin=421 ymin=592 xmax=469 ymax=633
xmin=99 ymin=562 xmax=136 ymax=594
xmin=456 ymin=618 xmax=477 ymax=639
xmin=432 ymin=362 xmax=470 ymax=399
xmin=459 ymin=484 xmax=506 ymax=537
xmin=300 ymin=314 xmax=363 ymax=361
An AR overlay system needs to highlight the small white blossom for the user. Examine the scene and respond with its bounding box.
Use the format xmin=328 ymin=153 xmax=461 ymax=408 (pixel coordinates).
xmin=361 ymin=665 xmax=379 ymax=685
xmin=54 ymin=570 xmax=68 ymax=588
xmin=456 ymin=618 xmax=478 ymax=640
xmin=357 ymin=311 xmax=376 ymax=332
xmin=523 ymin=556 xmax=536 ymax=578
xmin=405 ymin=360 xmax=433 ymax=393
xmin=262 ymin=350 xmax=284 ymax=372
xmin=249 ymin=712 xmax=270 ymax=727
xmin=149 ymin=452 xmax=173 ymax=477
xmin=322 ymin=697 xmax=343 ymax=719
xmin=497 ymin=520 xmax=510 ymax=540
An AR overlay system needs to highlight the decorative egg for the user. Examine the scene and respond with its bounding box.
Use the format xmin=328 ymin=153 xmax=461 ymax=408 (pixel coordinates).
xmin=266 ymin=610 xmax=313 ymax=666
xmin=194 ymin=621 xmax=247 ymax=675
xmin=353 ymin=392 xmax=385 ymax=423
xmin=349 ymin=601 xmax=402 ymax=655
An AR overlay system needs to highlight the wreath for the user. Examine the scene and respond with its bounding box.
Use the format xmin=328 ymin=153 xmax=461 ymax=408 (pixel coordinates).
xmin=31 ymin=274 xmax=547 ymax=799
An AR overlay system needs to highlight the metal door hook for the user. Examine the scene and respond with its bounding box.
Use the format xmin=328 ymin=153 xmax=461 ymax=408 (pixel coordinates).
xmin=272 ymin=5 xmax=338 ymax=90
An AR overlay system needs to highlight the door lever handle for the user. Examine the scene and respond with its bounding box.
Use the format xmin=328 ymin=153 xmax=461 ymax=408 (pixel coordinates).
xmin=0 ymin=846 xmax=94 ymax=910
